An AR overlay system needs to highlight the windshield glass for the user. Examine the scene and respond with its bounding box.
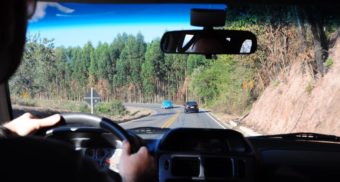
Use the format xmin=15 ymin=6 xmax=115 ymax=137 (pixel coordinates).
xmin=186 ymin=102 xmax=197 ymax=105
xmin=9 ymin=2 xmax=340 ymax=137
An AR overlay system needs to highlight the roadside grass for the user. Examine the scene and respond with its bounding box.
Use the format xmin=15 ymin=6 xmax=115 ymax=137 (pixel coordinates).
xmin=11 ymin=97 xmax=37 ymax=107
xmin=10 ymin=97 xmax=127 ymax=116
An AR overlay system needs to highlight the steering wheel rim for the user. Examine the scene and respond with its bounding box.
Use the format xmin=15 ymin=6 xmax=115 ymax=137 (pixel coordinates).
xmin=46 ymin=113 xmax=137 ymax=152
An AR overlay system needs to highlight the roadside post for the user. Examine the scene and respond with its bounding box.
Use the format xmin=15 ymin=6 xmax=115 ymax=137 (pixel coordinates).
xmin=84 ymin=87 xmax=101 ymax=114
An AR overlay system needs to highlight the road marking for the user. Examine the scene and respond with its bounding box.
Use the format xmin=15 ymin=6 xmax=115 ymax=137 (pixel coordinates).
xmin=204 ymin=110 xmax=226 ymax=129
xmin=161 ymin=110 xmax=181 ymax=128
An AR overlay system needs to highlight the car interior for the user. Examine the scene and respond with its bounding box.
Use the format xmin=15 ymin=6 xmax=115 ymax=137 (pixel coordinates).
xmin=1 ymin=0 xmax=340 ymax=182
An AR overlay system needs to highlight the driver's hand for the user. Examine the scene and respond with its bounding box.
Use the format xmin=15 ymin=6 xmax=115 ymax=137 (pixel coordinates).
xmin=4 ymin=113 xmax=61 ymax=136
xmin=119 ymin=141 xmax=156 ymax=182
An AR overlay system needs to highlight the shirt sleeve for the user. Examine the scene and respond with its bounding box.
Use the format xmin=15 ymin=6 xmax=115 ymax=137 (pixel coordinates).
xmin=0 ymin=126 xmax=17 ymax=138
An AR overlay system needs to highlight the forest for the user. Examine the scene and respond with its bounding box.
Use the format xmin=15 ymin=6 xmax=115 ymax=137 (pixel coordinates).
xmin=10 ymin=33 xmax=203 ymax=102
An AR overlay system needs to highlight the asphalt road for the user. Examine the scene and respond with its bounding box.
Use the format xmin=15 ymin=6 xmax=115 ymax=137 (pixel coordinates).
xmin=120 ymin=103 xmax=225 ymax=130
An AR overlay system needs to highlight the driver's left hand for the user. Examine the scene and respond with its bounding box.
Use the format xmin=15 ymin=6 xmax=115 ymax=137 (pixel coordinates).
xmin=4 ymin=113 xmax=61 ymax=136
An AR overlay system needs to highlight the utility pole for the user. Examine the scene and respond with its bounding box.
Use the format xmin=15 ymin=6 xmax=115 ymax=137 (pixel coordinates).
xmin=84 ymin=87 xmax=101 ymax=115
xmin=91 ymin=87 xmax=94 ymax=114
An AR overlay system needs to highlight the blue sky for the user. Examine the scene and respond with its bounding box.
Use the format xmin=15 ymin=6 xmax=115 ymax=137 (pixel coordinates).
xmin=28 ymin=3 xmax=226 ymax=47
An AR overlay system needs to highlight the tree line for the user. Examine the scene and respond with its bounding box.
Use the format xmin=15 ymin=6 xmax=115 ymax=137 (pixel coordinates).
xmin=9 ymin=33 xmax=208 ymax=103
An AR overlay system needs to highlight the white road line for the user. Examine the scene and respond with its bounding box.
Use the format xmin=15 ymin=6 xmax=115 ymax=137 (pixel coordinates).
xmin=203 ymin=110 xmax=226 ymax=129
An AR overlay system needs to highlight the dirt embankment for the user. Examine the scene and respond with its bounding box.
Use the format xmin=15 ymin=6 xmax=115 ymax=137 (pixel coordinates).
xmin=244 ymin=35 xmax=340 ymax=135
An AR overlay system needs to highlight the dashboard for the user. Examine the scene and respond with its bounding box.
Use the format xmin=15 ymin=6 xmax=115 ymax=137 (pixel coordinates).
xmin=46 ymin=127 xmax=340 ymax=182
xmin=80 ymin=147 xmax=115 ymax=169
xmin=157 ymin=128 xmax=256 ymax=182
xmin=46 ymin=127 xmax=121 ymax=172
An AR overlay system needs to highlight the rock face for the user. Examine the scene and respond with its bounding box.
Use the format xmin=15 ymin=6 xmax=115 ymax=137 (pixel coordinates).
xmin=244 ymin=36 xmax=340 ymax=135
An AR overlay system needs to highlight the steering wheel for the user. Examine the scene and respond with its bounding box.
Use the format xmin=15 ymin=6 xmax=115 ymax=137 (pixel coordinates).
xmin=45 ymin=113 xmax=141 ymax=153
xmin=0 ymin=113 xmax=144 ymax=181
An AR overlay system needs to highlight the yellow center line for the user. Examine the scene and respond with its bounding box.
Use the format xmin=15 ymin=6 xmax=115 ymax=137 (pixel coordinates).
xmin=161 ymin=110 xmax=181 ymax=128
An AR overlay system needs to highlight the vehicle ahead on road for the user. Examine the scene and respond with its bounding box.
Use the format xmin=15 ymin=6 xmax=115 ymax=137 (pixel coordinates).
xmin=2 ymin=1 xmax=340 ymax=182
xmin=161 ymin=100 xmax=173 ymax=109
xmin=184 ymin=101 xmax=199 ymax=113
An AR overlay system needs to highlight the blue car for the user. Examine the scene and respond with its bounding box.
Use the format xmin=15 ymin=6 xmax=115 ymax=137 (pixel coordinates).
xmin=161 ymin=100 xmax=173 ymax=109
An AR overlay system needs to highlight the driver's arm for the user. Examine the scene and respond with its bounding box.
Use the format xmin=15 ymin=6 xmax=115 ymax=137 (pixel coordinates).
xmin=1 ymin=113 xmax=157 ymax=182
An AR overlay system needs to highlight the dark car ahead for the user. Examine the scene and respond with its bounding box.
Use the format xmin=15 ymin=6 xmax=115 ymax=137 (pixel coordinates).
xmin=184 ymin=101 xmax=199 ymax=113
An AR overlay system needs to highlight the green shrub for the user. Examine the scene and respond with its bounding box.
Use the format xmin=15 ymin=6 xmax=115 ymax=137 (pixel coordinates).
xmin=189 ymin=56 xmax=255 ymax=115
xmin=95 ymin=102 xmax=112 ymax=115
xmin=79 ymin=103 xmax=90 ymax=113
xmin=324 ymin=58 xmax=334 ymax=70
xmin=95 ymin=100 xmax=127 ymax=116
xmin=111 ymin=100 xmax=127 ymax=116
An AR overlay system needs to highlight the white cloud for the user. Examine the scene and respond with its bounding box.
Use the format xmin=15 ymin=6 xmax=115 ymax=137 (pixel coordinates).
xmin=30 ymin=2 xmax=74 ymax=22
xmin=55 ymin=14 xmax=75 ymax=17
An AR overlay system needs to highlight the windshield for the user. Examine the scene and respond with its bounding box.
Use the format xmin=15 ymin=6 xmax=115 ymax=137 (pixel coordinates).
xmin=186 ymin=102 xmax=197 ymax=105
xmin=9 ymin=2 xmax=340 ymax=137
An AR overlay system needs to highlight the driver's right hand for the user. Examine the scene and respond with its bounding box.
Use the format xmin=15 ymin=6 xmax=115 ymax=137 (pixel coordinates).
xmin=118 ymin=141 xmax=156 ymax=182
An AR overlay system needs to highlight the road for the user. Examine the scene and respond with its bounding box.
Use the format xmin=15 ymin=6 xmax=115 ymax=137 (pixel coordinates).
xmin=120 ymin=103 xmax=225 ymax=130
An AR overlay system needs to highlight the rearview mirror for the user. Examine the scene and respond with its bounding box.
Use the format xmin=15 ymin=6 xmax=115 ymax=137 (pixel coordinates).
xmin=160 ymin=30 xmax=257 ymax=55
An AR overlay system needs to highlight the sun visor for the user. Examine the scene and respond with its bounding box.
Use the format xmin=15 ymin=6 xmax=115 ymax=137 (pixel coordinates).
xmin=0 ymin=1 xmax=27 ymax=84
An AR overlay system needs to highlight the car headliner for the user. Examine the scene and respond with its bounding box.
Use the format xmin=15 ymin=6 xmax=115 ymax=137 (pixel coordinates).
xmin=37 ymin=0 xmax=340 ymax=19
xmin=40 ymin=0 xmax=340 ymax=5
